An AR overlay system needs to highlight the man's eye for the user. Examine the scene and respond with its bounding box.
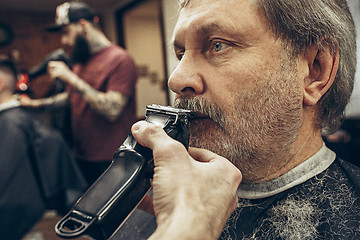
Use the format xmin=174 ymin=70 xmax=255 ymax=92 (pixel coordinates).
xmin=175 ymin=51 xmax=184 ymax=60
xmin=213 ymin=42 xmax=223 ymax=52
xmin=210 ymin=40 xmax=231 ymax=53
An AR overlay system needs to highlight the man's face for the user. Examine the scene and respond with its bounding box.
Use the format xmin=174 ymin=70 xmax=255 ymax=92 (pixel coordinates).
xmin=61 ymin=24 xmax=90 ymax=64
xmin=60 ymin=24 xmax=79 ymax=49
xmin=169 ymin=0 xmax=304 ymax=182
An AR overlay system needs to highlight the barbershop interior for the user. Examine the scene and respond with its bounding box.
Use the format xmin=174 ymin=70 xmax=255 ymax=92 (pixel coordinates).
xmin=0 ymin=0 xmax=359 ymax=239
xmin=0 ymin=0 xmax=178 ymax=239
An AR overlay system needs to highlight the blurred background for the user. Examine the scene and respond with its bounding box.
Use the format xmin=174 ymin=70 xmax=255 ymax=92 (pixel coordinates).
xmin=0 ymin=0 xmax=180 ymax=120
xmin=0 ymin=0 xmax=358 ymax=122
xmin=0 ymin=2 xmax=181 ymax=238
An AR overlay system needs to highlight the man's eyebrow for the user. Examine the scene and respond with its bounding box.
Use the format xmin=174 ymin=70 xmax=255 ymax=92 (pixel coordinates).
xmin=172 ymin=22 xmax=223 ymax=50
xmin=197 ymin=22 xmax=222 ymax=36
xmin=172 ymin=39 xmax=182 ymax=50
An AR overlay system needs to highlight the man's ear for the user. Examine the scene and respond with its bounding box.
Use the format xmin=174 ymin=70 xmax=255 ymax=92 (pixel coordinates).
xmin=303 ymin=41 xmax=339 ymax=106
xmin=78 ymin=19 xmax=89 ymax=36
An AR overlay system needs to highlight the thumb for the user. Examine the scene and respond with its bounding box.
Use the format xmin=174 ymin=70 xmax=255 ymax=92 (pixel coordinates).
xmin=131 ymin=121 xmax=168 ymax=150
xmin=131 ymin=121 xmax=188 ymax=165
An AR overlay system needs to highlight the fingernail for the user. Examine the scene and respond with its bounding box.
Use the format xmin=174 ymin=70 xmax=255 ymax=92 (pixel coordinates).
xmin=132 ymin=121 xmax=146 ymax=132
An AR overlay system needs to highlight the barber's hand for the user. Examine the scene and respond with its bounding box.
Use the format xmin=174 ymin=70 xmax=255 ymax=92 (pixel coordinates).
xmin=47 ymin=61 xmax=75 ymax=84
xmin=131 ymin=121 xmax=242 ymax=240
xmin=19 ymin=94 xmax=40 ymax=108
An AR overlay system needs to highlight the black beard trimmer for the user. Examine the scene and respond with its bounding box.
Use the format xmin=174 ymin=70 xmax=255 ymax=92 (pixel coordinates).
xmin=55 ymin=105 xmax=194 ymax=239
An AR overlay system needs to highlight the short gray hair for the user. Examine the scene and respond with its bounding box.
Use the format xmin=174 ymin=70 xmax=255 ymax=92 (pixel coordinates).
xmin=178 ymin=0 xmax=357 ymax=134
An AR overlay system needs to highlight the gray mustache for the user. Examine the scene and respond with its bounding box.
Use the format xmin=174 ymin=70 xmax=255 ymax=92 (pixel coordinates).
xmin=174 ymin=97 xmax=226 ymax=128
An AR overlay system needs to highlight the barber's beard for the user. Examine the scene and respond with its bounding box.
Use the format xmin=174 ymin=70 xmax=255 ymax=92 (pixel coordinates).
xmin=70 ymin=35 xmax=91 ymax=64
xmin=174 ymin=57 xmax=303 ymax=182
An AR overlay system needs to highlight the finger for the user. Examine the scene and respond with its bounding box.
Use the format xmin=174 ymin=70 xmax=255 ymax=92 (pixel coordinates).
xmin=47 ymin=61 xmax=56 ymax=69
xmin=131 ymin=121 xmax=164 ymax=148
xmin=189 ymin=147 xmax=242 ymax=189
xmin=131 ymin=121 xmax=189 ymax=168
xmin=19 ymin=95 xmax=33 ymax=107
xmin=131 ymin=121 xmax=185 ymax=153
xmin=189 ymin=147 xmax=223 ymax=163
xmin=189 ymin=147 xmax=237 ymax=171
xmin=19 ymin=94 xmax=29 ymax=101
xmin=189 ymin=147 xmax=238 ymax=172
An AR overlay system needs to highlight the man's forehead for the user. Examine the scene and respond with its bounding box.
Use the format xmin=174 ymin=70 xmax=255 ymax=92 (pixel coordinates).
xmin=180 ymin=0 xmax=250 ymax=8
xmin=177 ymin=0 xmax=259 ymax=24
xmin=173 ymin=0 xmax=265 ymax=40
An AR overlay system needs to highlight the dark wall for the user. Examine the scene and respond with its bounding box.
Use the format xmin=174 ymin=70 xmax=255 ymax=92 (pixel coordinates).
xmin=0 ymin=11 xmax=61 ymax=98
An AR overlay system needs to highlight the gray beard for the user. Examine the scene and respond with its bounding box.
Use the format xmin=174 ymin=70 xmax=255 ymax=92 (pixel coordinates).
xmin=174 ymin=51 xmax=303 ymax=181
xmin=174 ymin=78 xmax=302 ymax=181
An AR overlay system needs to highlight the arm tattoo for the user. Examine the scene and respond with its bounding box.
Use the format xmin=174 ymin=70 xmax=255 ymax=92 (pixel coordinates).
xmin=69 ymin=74 xmax=128 ymax=122
xmin=33 ymin=92 xmax=69 ymax=108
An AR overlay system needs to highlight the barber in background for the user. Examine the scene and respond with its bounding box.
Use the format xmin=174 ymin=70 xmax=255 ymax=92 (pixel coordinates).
xmin=21 ymin=1 xmax=138 ymax=185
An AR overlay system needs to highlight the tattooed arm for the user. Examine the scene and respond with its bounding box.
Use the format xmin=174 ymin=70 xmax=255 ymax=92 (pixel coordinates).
xmin=68 ymin=78 xmax=128 ymax=122
xmin=20 ymin=92 xmax=69 ymax=109
xmin=47 ymin=61 xmax=128 ymax=122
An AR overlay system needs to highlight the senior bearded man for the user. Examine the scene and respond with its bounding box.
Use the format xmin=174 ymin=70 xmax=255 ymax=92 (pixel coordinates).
xmin=116 ymin=0 xmax=360 ymax=239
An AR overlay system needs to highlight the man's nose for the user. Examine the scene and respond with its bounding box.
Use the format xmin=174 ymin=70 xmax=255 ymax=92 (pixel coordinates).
xmin=168 ymin=54 xmax=205 ymax=96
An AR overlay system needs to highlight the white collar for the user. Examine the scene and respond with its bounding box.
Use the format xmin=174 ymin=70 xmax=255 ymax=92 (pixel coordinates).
xmin=0 ymin=98 xmax=20 ymax=113
xmin=237 ymin=143 xmax=336 ymax=199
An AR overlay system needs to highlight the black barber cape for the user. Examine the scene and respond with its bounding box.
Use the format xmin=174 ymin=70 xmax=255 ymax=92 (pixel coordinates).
xmin=0 ymin=102 xmax=88 ymax=240
xmin=113 ymin=146 xmax=360 ymax=240
xmin=220 ymin=156 xmax=360 ymax=239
